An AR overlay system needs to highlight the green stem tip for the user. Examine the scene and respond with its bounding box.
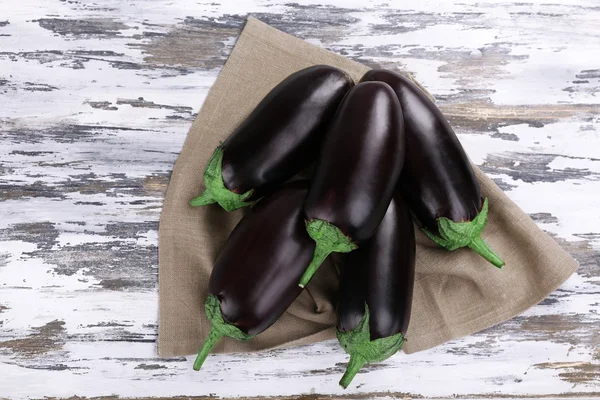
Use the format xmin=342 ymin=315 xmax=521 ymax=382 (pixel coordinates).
xmin=336 ymin=304 xmax=406 ymax=389
xmin=339 ymin=354 xmax=367 ymax=389
xmin=189 ymin=145 xmax=256 ymax=212
xmin=422 ymin=197 xmax=504 ymax=268
xmin=193 ymin=325 xmax=223 ymax=371
xmin=468 ymin=236 xmax=504 ymax=268
xmin=189 ymin=190 xmax=217 ymax=207
xmin=192 ymin=294 xmax=254 ymax=372
xmin=299 ymin=219 xmax=358 ymax=288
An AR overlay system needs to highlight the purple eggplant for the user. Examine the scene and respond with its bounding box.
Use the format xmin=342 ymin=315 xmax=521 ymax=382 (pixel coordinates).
xmin=193 ymin=181 xmax=315 ymax=371
xmin=299 ymin=81 xmax=406 ymax=287
xmin=361 ymin=69 xmax=503 ymax=268
xmin=336 ymin=193 xmax=415 ymax=388
xmin=190 ymin=65 xmax=353 ymax=212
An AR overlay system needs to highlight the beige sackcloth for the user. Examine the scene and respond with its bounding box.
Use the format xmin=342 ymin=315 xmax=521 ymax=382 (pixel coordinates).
xmin=157 ymin=17 xmax=579 ymax=357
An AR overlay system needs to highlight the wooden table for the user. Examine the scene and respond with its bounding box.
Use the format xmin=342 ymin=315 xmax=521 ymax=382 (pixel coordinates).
xmin=1 ymin=0 xmax=599 ymax=398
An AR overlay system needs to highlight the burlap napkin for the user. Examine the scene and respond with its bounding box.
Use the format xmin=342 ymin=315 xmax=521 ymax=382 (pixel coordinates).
xmin=157 ymin=17 xmax=579 ymax=357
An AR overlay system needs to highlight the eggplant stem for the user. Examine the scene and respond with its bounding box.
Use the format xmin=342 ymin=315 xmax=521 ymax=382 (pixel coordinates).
xmin=300 ymin=219 xmax=358 ymax=288
xmin=193 ymin=295 xmax=255 ymax=371
xmin=423 ymin=198 xmax=505 ymax=268
xmin=336 ymin=305 xmax=406 ymax=388
xmin=190 ymin=145 xmax=256 ymax=212
xmin=299 ymin=241 xmax=330 ymax=288
xmin=468 ymin=236 xmax=504 ymax=269
xmin=193 ymin=325 xmax=223 ymax=371
xmin=189 ymin=190 xmax=217 ymax=207
xmin=339 ymin=354 xmax=366 ymax=389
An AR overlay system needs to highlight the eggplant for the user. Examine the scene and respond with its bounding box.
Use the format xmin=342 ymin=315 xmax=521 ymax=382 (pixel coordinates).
xmin=190 ymin=65 xmax=354 ymax=212
xmin=193 ymin=181 xmax=315 ymax=371
xmin=336 ymin=193 xmax=415 ymax=388
xmin=299 ymin=81 xmax=406 ymax=287
xmin=361 ymin=69 xmax=504 ymax=268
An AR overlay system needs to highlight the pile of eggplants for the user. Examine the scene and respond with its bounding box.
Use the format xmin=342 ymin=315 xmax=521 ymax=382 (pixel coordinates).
xmin=189 ymin=66 xmax=504 ymax=388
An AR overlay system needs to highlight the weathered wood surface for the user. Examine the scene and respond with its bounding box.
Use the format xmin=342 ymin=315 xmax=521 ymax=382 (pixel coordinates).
xmin=0 ymin=0 xmax=599 ymax=398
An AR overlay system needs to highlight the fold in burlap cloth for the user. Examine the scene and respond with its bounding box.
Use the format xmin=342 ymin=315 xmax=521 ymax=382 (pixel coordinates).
xmin=157 ymin=17 xmax=579 ymax=357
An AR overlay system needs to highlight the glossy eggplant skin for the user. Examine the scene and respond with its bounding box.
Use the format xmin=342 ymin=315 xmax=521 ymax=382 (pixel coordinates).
xmin=337 ymin=193 xmax=416 ymax=340
xmin=221 ymin=65 xmax=354 ymax=198
xmin=209 ymin=181 xmax=315 ymax=335
xmin=360 ymin=69 xmax=481 ymax=233
xmin=304 ymin=81 xmax=405 ymax=242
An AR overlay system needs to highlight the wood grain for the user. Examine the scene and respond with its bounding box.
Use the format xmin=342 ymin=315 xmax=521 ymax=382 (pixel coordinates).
xmin=0 ymin=0 xmax=599 ymax=398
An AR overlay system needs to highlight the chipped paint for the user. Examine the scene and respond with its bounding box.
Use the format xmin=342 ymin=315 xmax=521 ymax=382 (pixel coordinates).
xmin=0 ymin=320 xmax=66 ymax=356
xmin=138 ymin=17 xmax=241 ymax=70
xmin=529 ymin=213 xmax=559 ymax=224
xmin=535 ymin=361 xmax=600 ymax=385
xmin=134 ymin=363 xmax=167 ymax=370
xmin=480 ymin=153 xmax=597 ymax=184
xmin=35 ymin=18 xmax=131 ymax=38
xmin=115 ymin=98 xmax=193 ymax=114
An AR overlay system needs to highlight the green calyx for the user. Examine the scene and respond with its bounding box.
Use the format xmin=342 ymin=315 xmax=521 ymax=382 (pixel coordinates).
xmin=298 ymin=219 xmax=358 ymax=288
xmin=336 ymin=304 xmax=406 ymax=389
xmin=193 ymin=294 xmax=254 ymax=371
xmin=422 ymin=197 xmax=504 ymax=268
xmin=189 ymin=146 xmax=256 ymax=212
